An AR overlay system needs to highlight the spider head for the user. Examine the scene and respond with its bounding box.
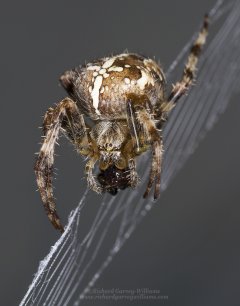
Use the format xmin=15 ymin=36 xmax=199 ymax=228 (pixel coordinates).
xmin=90 ymin=121 xmax=132 ymax=194
xmin=91 ymin=121 xmax=129 ymax=170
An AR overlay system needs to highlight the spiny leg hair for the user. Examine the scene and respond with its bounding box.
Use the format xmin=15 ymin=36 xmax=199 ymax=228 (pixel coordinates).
xmin=85 ymin=158 xmax=102 ymax=193
xmin=161 ymin=14 xmax=209 ymax=115
xmin=127 ymin=99 xmax=163 ymax=199
xmin=35 ymin=97 xmax=88 ymax=232
xmin=128 ymin=158 xmax=139 ymax=188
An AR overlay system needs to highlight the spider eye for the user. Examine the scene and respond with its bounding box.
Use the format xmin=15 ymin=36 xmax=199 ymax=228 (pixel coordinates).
xmin=105 ymin=143 xmax=113 ymax=151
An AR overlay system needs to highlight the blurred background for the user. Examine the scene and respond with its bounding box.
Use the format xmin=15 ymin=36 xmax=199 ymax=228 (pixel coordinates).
xmin=0 ymin=1 xmax=239 ymax=305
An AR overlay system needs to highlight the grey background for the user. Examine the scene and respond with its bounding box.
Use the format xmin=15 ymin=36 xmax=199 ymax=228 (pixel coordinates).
xmin=1 ymin=1 xmax=240 ymax=305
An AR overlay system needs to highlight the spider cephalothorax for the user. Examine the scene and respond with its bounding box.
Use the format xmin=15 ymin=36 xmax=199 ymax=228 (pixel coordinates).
xmin=35 ymin=16 xmax=209 ymax=232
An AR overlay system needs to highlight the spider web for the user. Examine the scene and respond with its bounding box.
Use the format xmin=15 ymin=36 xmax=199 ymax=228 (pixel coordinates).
xmin=20 ymin=1 xmax=240 ymax=305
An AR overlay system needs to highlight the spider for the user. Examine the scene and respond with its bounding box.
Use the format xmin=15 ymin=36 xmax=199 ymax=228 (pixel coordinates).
xmin=35 ymin=16 xmax=209 ymax=232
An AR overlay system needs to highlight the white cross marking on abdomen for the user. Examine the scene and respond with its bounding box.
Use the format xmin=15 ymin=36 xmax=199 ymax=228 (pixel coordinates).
xmin=91 ymin=75 xmax=103 ymax=115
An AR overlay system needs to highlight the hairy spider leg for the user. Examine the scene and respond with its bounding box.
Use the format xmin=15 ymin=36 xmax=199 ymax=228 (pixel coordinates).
xmin=126 ymin=97 xmax=163 ymax=199
xmin=128 ymin=158 xmax=139 ymax=188
xmin=85 ymin=157 xmax=102 ymax=193
xmin=35 ymin=98 xmax=89 ymax=232
xmin=161 ymin=14 xmax=209 ymax=115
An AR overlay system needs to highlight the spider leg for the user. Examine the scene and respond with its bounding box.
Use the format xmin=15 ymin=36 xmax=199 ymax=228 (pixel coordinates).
xmin=126 ymin=95 xmax=150 ymax=153
xmin=121 ymin=137 xmax=140 ymax=188
xmin=85 ymin=157 xmax=102 ymax=193
xmin=35 ymin=97 xmax=89 ymax=232
xmin=128 ymin=158 xmax=139 ymax=188
xmin=143 ymin=139 xmax=162 ymax=199
xmin=161 ymin=15 xmax=209 ymax=115
xmin=126 ymin=97 xmax=163 ymax=199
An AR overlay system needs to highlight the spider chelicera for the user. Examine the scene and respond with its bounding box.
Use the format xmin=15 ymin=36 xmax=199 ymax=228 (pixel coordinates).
xmin=35 ymin=16 xmax=209 ymax=232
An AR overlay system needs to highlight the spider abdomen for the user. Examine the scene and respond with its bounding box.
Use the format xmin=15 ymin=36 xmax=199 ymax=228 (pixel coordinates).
xmin=60 ymin=53 xmax=165 ymax=120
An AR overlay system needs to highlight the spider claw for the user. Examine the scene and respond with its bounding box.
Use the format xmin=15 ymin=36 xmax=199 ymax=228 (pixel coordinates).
xmin=48 ymin=212 xmax=64 ymax=233
xmin=143 ymin=188 xmax=150 ymax=199
xmin=153 ymin=187 xmax=160 ymax=200
xmin=154 ymin=175 xmax=161 ymax=199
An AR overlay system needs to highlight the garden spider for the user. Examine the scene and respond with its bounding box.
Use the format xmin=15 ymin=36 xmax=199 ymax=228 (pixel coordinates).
xmin=35 ymin=16 xmax=209 ymax=232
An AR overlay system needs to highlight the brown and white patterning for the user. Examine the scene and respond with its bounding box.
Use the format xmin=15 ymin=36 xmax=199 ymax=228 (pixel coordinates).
xmin=60 ymin=53 xmax=165 ymax=119
xmin=35 ymin=16 xmax=209 ymax=232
